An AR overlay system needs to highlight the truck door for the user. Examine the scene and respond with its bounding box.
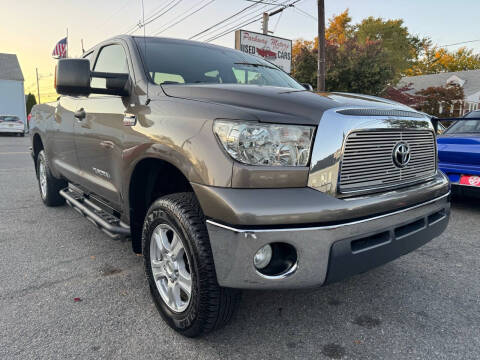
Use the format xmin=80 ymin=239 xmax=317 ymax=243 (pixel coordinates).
xmin=73 ymin=43 xmax=132 ymax=209
xmin=48 ymin=96 xmax=82 ymax=184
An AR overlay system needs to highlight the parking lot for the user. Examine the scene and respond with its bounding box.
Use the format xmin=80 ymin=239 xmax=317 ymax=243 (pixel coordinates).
xmin=1 ymin=135 xmax=479 ymax=360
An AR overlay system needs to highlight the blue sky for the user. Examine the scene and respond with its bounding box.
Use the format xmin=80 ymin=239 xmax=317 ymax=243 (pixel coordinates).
xmin=2 ymin=0 xmax=479 ymax=100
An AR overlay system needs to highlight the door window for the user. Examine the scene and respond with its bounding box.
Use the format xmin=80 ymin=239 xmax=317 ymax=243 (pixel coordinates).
xmin=91 ymin=44 xmax=129 ymax=89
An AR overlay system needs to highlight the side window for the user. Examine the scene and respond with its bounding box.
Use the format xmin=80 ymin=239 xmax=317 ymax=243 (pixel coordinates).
xmin=232 ymin=67 xmax=266 ymax=85
xmin=91 ymin=44 xmax=129 ymax=89
xmin=151 ymin=72 xmax=185 ymax=85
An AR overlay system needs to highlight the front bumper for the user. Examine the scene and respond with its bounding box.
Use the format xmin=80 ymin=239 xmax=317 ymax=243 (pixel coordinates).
xmin=206 ymin=192 xmax=450 ymax=289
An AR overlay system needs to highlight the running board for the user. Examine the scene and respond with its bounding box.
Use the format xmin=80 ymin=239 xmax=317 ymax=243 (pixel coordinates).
xmin=59 ymin=187 xmax=130 ymax=240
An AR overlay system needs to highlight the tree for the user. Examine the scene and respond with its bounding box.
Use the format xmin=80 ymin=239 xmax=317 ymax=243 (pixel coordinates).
xmin=325 ymin=9 xmax=353 ymax=45
xmin=355 ymin=17 xmax=428 ymax=77
xmin=382 ymin=83 xmax=420 ymax=107
xmin=325 ymin=39 xmax=394 ymax=95
xmin=292 ymin=45 xmax=317 ymax=86
xmin=26 ymin=93 xmax=37 ymax=115
xmin=407 ymin=46 xmax=480 ymax=75
xmin=415 ymin=84 xmax=464 ymax=117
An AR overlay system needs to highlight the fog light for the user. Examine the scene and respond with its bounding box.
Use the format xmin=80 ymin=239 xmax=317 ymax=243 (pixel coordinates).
xmin=253 ymin=244 xmax=273 ymax=270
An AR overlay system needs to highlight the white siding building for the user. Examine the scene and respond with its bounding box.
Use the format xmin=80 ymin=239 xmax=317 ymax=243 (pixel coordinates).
xmin=0 ymin=53 xmax=26 ymax=126
xmin=398 ymin=70 xmax=480 ymax=116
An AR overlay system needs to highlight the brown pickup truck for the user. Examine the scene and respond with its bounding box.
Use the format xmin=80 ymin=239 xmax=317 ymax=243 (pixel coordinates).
xmin=30 ymin=35 xmax=450 ymax=337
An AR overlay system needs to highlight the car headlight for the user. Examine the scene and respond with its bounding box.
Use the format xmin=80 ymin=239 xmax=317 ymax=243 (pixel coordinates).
xmin=213 ymin=120 xmax=315 ymax=166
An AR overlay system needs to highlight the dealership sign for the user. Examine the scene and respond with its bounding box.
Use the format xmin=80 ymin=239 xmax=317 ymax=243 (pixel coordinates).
xmin=235 ymin=30 xmax=292 ymax=73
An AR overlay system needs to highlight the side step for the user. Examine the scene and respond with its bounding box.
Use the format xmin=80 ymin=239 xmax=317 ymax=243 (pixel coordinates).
xmin=59 ymin=187 xmax=130 ymax=240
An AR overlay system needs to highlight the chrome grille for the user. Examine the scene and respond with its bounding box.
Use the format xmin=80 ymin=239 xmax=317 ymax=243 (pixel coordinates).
xmin=339 ymin=130 xmax=436 ymax=192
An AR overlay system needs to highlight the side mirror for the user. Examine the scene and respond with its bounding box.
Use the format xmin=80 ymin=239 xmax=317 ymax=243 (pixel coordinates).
xmin=301 ymin=83 xmax=314 ymax=91
xmin=56 ymin=58 xmax=129 ymax=97
xmin=56 ymin=59 xmax=91 ymax=96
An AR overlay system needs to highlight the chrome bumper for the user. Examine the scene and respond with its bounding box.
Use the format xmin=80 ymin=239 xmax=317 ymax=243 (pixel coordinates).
xmin=206 ymin=193 xmax=450 ymax=289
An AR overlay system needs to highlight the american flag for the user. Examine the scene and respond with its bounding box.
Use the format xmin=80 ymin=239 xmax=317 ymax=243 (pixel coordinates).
xmin=52 ymin=37 xmax=67 ymax=58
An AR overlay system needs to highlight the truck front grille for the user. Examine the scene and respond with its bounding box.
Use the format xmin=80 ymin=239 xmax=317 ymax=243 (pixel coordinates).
xmin=339 ymin=130 xmax=436 ymax=193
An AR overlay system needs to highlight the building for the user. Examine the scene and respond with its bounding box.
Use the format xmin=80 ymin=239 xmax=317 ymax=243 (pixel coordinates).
xmin=398 ymin=70 xmax=480 ymax=115
xmin=0 ymin=53 xmax=26 ymax=126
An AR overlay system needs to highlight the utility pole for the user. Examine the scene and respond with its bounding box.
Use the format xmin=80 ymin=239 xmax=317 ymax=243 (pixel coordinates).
xmin=262 ymin=12 xmax=269 ymax=34
xmin=317 ymin=0 xmax=326 ymax=91
xmin=35 ymin=68 xmax=41 ymax=104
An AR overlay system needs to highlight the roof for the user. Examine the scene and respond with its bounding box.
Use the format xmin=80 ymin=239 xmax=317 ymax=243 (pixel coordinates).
xmin=0 ymin=53 xmax=24 ymax=82
xmin=398 ymin=70 xmax=480 ymax=97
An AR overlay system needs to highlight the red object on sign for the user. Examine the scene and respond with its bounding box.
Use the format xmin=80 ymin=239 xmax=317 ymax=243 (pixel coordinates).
xmin=460 ymin=175 xmax=480 ymax=187
xmin=256 ymin=48 xmax=277 ymax=59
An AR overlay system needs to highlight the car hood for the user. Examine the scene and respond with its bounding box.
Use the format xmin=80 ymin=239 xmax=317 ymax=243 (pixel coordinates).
xmin=161 ymin=84 xmax=416 ymax=125
xmin=437 ymin=134 xmax=480 ymax=165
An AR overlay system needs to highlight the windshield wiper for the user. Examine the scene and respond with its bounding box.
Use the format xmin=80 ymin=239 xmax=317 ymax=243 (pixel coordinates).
xmin=234 ymin=62 xmax=276 ymax=70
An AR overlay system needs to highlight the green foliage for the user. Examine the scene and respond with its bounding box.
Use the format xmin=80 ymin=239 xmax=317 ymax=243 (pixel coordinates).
xmin=355 ymin=17 xmax=426 ymax=77
xmin=292 ymin=45 xmax=317 ymax=86
xmin=325 ymin=39 xmax=394 ymax=95
xmin=407 ymin=46 xmax=480 ymax=75
xmin=26 ymin=93 xmax=37 ymax=115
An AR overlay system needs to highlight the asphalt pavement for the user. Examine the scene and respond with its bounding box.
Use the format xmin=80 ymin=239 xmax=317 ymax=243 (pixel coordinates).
xmin=1 ymin=135 xmax=479 ymax=360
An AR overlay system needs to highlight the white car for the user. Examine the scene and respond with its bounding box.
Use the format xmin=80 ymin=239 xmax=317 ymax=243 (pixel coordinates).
xmin=0 ymin=115 xmax=24 ymax=136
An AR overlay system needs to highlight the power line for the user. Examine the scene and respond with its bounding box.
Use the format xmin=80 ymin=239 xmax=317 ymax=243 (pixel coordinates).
xmin=126 ymin=0 xmax=182 ymax=35
xmin=203 ymin=0 xmax=287 ymax=42
xmin=152 ymin=0 xmax=216 ymax=36
xmin=141 ymin=0 xmax=183 ymax=28
xmin=205 ymin=0 xmax=297 ymax=43
xmin=440 ymin=39 xmax=480 ymax=47
xmin=189 ymin=1 xmax=262 ymax=40
xmin=98 ymin=0 xmax=132 ymax=34
xmin=194 ymin=1 xmax=278 ymax=40
xmin=272 ymin=9 xmax=283 ymax=33
xmin=293 ymin=6 xmax=316 ymax=21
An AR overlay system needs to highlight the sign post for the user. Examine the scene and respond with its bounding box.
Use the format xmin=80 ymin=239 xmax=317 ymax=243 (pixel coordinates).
xmin=235 ymin=30 xmax=292 ymax=74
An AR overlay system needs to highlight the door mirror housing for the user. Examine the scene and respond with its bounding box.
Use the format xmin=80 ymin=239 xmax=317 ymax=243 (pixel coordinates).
xmin=55 ymin=59 xmax=91 ymax=96
xmin=301 ymin=83 xmax=314 ymax=91
xmin=55 ymin=58 xmax=129 ymax=97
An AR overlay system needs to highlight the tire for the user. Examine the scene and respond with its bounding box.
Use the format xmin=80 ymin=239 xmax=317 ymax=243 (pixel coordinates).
xmin=142 ymin=192 xmax=240 ymax=337
xmin=20 ymin=133 xmax=25 ymax=137
xmin=36 ymin=150 xmax=66 ymax=206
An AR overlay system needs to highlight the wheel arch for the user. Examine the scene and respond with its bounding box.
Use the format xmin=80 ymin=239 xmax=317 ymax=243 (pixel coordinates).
xmin=127 ymin=156 xmax=194 ymax=253
xmin=32 ymin=133 xmax=44 ymax=176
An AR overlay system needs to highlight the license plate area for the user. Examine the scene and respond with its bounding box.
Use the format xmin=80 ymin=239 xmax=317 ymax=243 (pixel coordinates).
xmin=459 ymin=175 xmax=480 ymax=187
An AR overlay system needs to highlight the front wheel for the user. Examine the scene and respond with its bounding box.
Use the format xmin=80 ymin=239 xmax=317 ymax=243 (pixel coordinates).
xmin=36 ymin=150 xmax=66 ymax=206
xmin=142 ymin=193 xmax=240 ymax=337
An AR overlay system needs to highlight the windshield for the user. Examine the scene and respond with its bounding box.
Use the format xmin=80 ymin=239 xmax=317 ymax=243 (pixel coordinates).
xmin=0 ymin=116 xmax=20 ymax=122
xmin=445 ymin=111 xmax=480 ymax=134
xmin=134 ymin=37 xmax=303 ymax=90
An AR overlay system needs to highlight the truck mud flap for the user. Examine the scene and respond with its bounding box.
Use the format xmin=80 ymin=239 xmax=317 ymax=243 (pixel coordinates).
xmin=59 ymin=187 xmax=130 ymax=240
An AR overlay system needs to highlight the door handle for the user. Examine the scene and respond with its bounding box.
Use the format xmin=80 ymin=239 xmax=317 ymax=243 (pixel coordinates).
xmin=74 ymin=108 xmax=86 ymax=120
xmin=100 ymin=140 xmax=115 ymax=150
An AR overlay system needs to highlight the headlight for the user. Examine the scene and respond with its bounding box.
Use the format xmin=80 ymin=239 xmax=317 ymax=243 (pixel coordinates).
xmin=213 ymin=120 xmax=315 ymax=166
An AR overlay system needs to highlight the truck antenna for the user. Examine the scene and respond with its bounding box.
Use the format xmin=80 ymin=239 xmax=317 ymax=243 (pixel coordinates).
xmin=141 ymin=0 xmax=150 ymax=105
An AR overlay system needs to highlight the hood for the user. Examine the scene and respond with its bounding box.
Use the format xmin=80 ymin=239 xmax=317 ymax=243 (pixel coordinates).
xmin=161 ymin=84 xmax=416 ymax=125
xmin=438 ymin=134 xmax=480 ymax=165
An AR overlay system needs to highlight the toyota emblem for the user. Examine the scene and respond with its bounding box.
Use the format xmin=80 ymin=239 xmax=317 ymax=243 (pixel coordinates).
xmin=393 ymin=142 xmax=411 ymax=168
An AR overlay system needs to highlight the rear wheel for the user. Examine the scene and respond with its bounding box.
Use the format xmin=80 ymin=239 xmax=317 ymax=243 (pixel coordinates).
xmin=142 ymin=192 xmax=240 ymax=337
xmin=36 ymin=150 xmax=66 ymax=206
